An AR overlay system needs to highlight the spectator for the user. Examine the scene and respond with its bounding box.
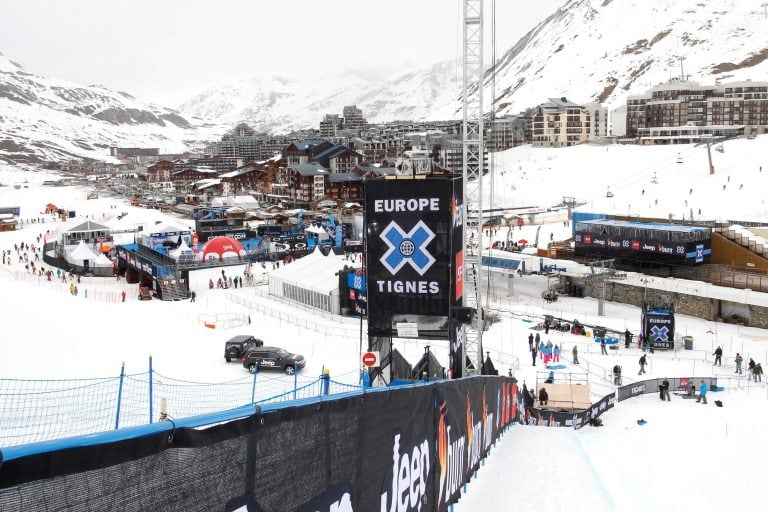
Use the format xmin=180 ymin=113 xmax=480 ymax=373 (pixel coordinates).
xmin=735 ymin=353 xmax=743 ymax=374
xmin=528 ymin=333 xmax=534 ymax=352
xmin=638 ymin=354 xmax=647 ymax=375
xmin=121 ymin=290 xmax=126 ymax=302
xmin=538 ymin=387 xmax=549 ymax=406
xmin=572 ymin=345 xmax=579 ymax=365
xmin=748 ymin=358 xmax=756 ymax=377
xmin=553 ymin=344 xmax=560 ymax=363
xmin=613 ymin=364 xmax=622 ymax=385
xmin=713 ymin=346 xmax=723 ymax=366
xmin=538 ymin=341 xmax=545 ymax=361
xmin=600 ymin=336 xmax=607 ymax=355
xmin=545 ymin=371 xmax=554 ymax=384
xmin=531 ymin=345 xmax=537 ymax=367
xmin=660 ymin=378 xmax=671 ymax=401
xmin=190 ymin=291 xmax=196 ymax=303
xmin=696 ymin=380 xmax=708 ymax=404
xmin=754 ymin=363 xmax=763 ymax=383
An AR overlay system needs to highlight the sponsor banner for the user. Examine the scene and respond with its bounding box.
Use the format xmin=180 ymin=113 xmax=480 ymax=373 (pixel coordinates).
xmin=618 ymin=377 xmax=717 ymax=402
xmin=574 ymin=232 xmax=711 ymax=265
xmin=347 ymin=272 xmax=367 ymax=292
xmin=365 ymin=178 xmax=458 ymax=337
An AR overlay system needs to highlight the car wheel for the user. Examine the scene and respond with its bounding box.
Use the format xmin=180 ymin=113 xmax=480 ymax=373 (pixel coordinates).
xmin=248 ymin=364 xmax=257 ymax=374
xmin=225 ymin=356 xmax=231 ymax=362
xmin=284 ymin=365 xmax=295 ymax=376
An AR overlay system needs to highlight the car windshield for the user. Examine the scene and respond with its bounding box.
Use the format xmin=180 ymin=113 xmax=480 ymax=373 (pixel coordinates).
xmin=277 ymin=349 xmax=290 ymax=358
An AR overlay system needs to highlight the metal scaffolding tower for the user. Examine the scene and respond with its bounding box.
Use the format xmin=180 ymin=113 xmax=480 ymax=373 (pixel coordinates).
xmin=462 ymin=0 xmax=484 ymax=376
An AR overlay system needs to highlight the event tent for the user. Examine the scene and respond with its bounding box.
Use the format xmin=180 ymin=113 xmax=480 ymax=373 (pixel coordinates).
xmin=267 ymin=249 xmax=349 ymax=314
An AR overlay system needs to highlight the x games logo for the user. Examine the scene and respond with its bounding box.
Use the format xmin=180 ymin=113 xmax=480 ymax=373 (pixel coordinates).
xmin=380 ymin=220 xmax=436 ymax=276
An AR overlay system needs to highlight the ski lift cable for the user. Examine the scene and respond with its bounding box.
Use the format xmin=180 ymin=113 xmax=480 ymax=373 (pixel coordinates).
xmin=576 ymin=144 xmax=701 ymax=203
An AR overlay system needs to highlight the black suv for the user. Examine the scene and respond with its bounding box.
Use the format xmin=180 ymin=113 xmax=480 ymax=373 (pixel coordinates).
xmin=242 ymin=346 xmax=306 ymax=375
xmin=224 ymin=335 xmax=264 ymax=362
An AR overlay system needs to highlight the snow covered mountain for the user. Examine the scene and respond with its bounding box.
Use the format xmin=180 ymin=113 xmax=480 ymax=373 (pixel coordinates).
xmin=179 ymin=59 xmax=462 ymax=134
xmin=488 ymin=0 xmax=768 ymax=115
xmin=0 ymin=52 xmax=221 ymax=164
xmin=180 ymin=0 xmax=768 ymax=132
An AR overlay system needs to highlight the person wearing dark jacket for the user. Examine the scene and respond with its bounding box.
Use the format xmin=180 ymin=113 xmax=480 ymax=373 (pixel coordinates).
xmin=528 ymin=333 xmax=534 ymax=352
xmin=713 ymin=346 xmax=723 ymax=366
xmin=638 ymin=354 xmax=647 ymax=375
xmin=531 ymin=345 xmax=537 ymax=367
xmin=538 ymin=387 xmax=549 ymax=406
xmin=659 ymin=378 xmax=671 ymax=401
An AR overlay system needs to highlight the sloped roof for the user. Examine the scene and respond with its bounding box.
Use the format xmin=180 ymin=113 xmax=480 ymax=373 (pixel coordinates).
xmin=59 ymin=217 xmax=111 ymax=234
xmin=328 ymin=172 xmax=363 ymax=183
xmin=290 ymin=163 xmax=328 ymax=176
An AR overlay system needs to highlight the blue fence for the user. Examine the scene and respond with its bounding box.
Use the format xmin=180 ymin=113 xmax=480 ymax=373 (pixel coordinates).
xmin=0 ymin=359 xmax=364 ymax=448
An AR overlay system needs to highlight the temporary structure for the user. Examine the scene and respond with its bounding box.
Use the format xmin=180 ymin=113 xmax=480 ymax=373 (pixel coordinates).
xmin=197 ymin=237 xmax=247 ymax=262
xmin=267 ymin=249 xmax=349 ymax=314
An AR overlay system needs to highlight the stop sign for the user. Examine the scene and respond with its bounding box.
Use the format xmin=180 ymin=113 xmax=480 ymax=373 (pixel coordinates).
xmin=362 ymin=351 xmax=380 ymax=367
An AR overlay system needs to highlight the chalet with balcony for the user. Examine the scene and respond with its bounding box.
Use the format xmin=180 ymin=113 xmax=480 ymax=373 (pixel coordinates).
xmin=327 ymin=172 xmax=364 ymax=201
xmin=312 ymin=145 xmax=363 ymax=173
xmin=170 ymin=167 xmax=220 ymax=192
xmin=283 ymin=163 xmax=329 ymax=207
xmin=146 ymin=160 xmax=175 ymax=182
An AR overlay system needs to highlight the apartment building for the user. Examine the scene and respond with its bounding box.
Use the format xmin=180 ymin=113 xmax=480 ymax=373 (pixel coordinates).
xmin=626 ymin=79 xmax=768 ymax=142
xmin=532 ymin=98 xmax=591 ymax=147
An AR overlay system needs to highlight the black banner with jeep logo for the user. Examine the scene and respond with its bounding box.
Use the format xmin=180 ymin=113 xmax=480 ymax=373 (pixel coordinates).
xmin=0 ymin=377 xmax=515 ymax=512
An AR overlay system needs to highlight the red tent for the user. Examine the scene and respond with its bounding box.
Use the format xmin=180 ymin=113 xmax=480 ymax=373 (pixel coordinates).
xmin=44 ymin=203 xmax=58 ymax=214
xmin=197 ymin=237 xmax=247 ymax=262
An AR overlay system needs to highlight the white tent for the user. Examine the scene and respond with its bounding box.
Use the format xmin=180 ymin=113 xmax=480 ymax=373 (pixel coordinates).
xmin=67 ymin=240 xmax=100 ymax=264
xmin=267 ymin=249 xmax=349 ymax=314
xmin=169 ymin=239 xmax=194 ymax=260
xmin=93 ymin=253 xmax=114 ymax=268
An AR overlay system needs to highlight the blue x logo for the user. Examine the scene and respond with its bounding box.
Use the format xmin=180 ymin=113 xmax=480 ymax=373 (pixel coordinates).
xmin=380 ymin=220 xmax=436 ymax=276
xmin=650 ymin=325 xmax=669 ymax=341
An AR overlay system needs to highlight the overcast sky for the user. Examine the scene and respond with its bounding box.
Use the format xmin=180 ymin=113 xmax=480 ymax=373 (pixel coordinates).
xmin=0 ymin=0 xmax=562 ymax=106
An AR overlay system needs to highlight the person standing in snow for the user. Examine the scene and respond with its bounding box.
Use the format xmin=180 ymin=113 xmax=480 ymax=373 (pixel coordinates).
xmin=638 ymin=354 xmax=647 ymax=375
xmin=754 ymin=363 xmax=763 ymax=383
xmin=538 ymin=387 xmax=549 ymax=406
xmin=600 ymin=336 xmax=607 ymax=355
xmin=531 ymin=345 xmax=537 ymax=367
xmin=696 ymin=380 xmax=708 ymax=404
xmin=572 ymin=345 xmax=579 ymax=365
xmin=660 ymin=378 xmax=671 ymax=401
xmin=528 ymin=333 xmax=534 ymax=352
xmin=538 ymin=340 xmax=545 ymax=362
xmin=553 ymin=344 xmax=560 ymax=363
xmin=735 ymin=353 xmax=743 ymax=374
xmin=713 ymin=346 xmax=723 ymax=366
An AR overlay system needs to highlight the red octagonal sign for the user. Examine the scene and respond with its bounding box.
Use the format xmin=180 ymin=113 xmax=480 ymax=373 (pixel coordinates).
xmin=362 ymin=351 xmax=379 ymax=367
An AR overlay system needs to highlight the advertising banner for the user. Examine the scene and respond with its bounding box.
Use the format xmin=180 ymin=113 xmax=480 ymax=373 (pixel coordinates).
xmin=574 ymin=232 xmax=712 ymax=265
xmin=449 ymin=179 xmax=464 ymax=378
xmin=365 ymin=178 xmax=455 ymax=338
xmin=642 ymin=308 xmax=675 ymax=350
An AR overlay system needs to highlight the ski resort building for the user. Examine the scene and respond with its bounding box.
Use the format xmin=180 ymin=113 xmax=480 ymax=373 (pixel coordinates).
xmin=626 ymin=78 xmax=768 ymax=141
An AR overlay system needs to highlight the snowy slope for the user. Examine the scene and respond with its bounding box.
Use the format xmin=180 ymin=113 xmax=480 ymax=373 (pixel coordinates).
xmin=490 ymin=135 xmax=768 ymax=221
xmin=178 ymin=60 xmax=462 ymax=133
xmin=0 ymin=52 xmax=222 ymax=164
xmin=489 ymin=0 xmax=768 ymax=113
xmin=179 ymin=0 xmax=768 ymax=132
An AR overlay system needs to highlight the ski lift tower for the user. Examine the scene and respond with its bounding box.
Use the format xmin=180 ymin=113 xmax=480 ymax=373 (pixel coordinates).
xmin=582 ymin=259 xmax=626 ymax=317
xmin=461 ymin=0 xmax=485 ymax=376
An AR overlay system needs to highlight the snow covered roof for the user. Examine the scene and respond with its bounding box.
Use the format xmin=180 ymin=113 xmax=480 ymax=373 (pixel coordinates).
xmin=147 ymin=222 xmax=190 ymax=235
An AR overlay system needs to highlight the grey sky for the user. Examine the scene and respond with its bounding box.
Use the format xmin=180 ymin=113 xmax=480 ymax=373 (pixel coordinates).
xmin=0 ymin=0 xmax=562 ymax=106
